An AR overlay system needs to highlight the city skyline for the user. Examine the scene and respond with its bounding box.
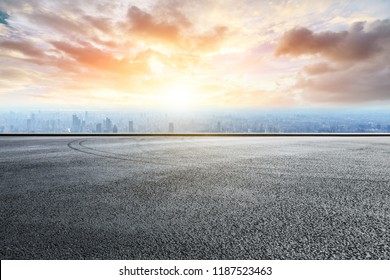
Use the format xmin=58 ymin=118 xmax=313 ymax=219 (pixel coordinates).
xmin=2 ymin=109 xmax=390 ymax=134
xmin=1 ymin=0 xmax=390 ymax=110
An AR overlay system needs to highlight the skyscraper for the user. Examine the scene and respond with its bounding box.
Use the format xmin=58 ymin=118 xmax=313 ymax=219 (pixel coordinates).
xmin=71 ymin=114 xmax=81 ymax=133
xmin=168 ymin=122 xmax=174 ymax=133
xmin=96 ymin=123 xmax=102 ymax=133
xmin=129 ymin=121 xmax=134 ymax=132
xmin=27 ymin=118 xmax=32 ymax=133
xmin=104 ymin=117 xmax=112 ymax=133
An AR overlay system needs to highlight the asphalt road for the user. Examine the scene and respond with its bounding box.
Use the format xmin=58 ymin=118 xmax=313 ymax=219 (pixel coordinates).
xmin=1 ymin=136 xmax=390 ymax=259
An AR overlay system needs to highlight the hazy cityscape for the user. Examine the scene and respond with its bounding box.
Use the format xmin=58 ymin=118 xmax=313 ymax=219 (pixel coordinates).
xmin=1 ymin=109 xmax=390 ymax=134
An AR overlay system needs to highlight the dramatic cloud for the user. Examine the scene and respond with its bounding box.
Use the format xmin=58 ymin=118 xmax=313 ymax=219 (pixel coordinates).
xmin=29 ymin=11 xmax=88 ymax=36
xmin=1 ymin=0 xmax=390 ymax=108
xmin=303 ymin=62 xmax=338 ymax=75
xmin=83 ymin=15 xmax=113 ymax=33
xmin=125 ymin=5 xmax=228 ymax=51
xmin=275 ymin=20 xmax=390 ymax=103
xmin=298 ymin=65 xmax=390 ymax=103
xmin=127 ymin=5 xmax=181 ymax=43
xmin=191 ymin=26 xmax=228 ymax=51
xmin=51 ymin=41 xmax=137 ymax=72
xmin=0 ymin=39 xmax=46 ymax=58
xmin=275 ymin=20 xmax=390 ymax=62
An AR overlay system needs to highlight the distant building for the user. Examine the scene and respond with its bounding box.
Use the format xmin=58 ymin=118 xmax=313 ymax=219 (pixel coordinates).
xmin=113 ymin=125 xmax=118 ymax=133
xmin=217 ymin=121 xmax=221 ymax=132
xmin=27 ymin=119 xmax=32 ymax=133
xmin=104 ymin=117 xmax=112 ymax=133
xmin=71 ymin=114 xmax=81 ymax=133
xmin=129 ymin=121 xmax=134 ymax=132
xmin=168 ymin=122 xmax=174 ymax=133
xmin=96 ymin=123 xmax=102 ymax=133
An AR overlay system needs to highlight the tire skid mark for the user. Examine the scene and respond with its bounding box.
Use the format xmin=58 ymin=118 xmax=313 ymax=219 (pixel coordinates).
xmin=67 ymin=139 xmax=175 ymax=166
xmin=79 ymin=138 xmax=159 ymax=160
xmin=79 ymin=140 xmax=132 ymax=157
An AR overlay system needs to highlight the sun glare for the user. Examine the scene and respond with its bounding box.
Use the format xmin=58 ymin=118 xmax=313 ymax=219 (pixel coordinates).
xmin=164 ymin=84 xmax=196 ymax=109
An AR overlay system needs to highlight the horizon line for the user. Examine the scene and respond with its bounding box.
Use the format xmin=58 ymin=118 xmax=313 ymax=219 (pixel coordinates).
xmin=1 ymin=133 xmax=390 ymax=137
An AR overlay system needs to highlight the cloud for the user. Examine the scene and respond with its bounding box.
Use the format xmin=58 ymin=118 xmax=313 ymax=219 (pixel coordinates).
xmin=191 ymin=26 xmax=228 ymax=51
xmin=298 ymin=65 xmax=390 ymax=103
xmin=3 ymin=0 xmax=390 ymax=108
xmin=83 ymin=15 xmax=113 ymax=33
xmin=0 ymin=39 xmax=46 ymax=58
xmin=276 ymin=20 xmax=390 ymax=103
xmin=125 ymin=4 xmax=228 ymax=52
xmin=275 ymin=20 xmax=390 ymax=61
xmin=126 ymin=5 xmax=181 ymax=44
xmin=0 ymin=67 xmax=46 ymax=95
xmin=29 ymin=11 xmax=88 ymax=35
xmin=303 ymin=62 xmax=338 ymax=75
xmin=50 ymin=41 xmax=150 ymax=74
xmin=0 ymin=24 xmax=9 ymax=36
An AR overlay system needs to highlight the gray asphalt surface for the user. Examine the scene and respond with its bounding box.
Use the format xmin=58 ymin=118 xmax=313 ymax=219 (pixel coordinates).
xmin=1 ymin=136 xmax=390 ymax=259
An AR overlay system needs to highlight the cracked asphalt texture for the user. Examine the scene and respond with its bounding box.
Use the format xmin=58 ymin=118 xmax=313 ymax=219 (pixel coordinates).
xmin=1 ymin=136 xmax=390 ymax=259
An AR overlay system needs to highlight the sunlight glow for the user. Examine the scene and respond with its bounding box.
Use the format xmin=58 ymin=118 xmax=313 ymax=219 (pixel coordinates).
xmin=164 ymin=84 xmax=197 ymax=109
xmin=148 ymin=57 xmax=165 ymax=74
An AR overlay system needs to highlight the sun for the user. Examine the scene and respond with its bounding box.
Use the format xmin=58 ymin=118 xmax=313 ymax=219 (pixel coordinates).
xmin=164 ymin=84 xmax=196 ymax=109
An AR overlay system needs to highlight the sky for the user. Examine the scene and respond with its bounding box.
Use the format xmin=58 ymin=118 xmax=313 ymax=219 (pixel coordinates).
xmin=1 ymin=0 xmax=390 ymax=110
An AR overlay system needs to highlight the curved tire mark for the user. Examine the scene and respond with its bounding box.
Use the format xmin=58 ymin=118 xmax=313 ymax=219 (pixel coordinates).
xmin=67 ymin=138 xmax=175 ymax=166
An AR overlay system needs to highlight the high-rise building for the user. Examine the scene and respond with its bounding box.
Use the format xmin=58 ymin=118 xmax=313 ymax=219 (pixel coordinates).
xmin=168 ymin=122 xmax=174 ymax=133
xmin=113 ymin=125 xmax=118 ymax=133
xmin=129 ymin=121 xmax=134 ymax=132
xmin=96 ymin=123 xmax=102 ymax=133
xmin=104 ymin=117 xmax=112 ymax=133
xmin=71 ymin=114 xmax=81 ymax=132
xmin=27 ymin=119 xmax=32 ymax=133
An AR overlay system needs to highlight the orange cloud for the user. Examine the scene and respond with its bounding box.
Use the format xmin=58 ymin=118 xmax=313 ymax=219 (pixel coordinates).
xmin=191 ymin=26 xmax=229 ymax=52
xmin=125 ymin=5 xmax=228 ymax=52
xmin=126 ymin=6 xmax=181 ymax=44
xmin=51 ymin=41 xmax=149 ymax=74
